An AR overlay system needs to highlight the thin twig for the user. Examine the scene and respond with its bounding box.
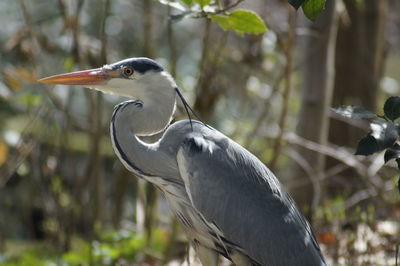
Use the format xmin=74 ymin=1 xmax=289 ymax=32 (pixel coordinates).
xmin=157 ymin=0 xmax=244 ymax=19
xmin=285 ymin=132 xmax=366 ymax=174
xmin=244 ymin=69 xmax=285 ymax=148
xmin=0 ymin=106 xmax=44 ymax=187
xmin=287 ymin=163 xmax=350 ymax=189
xmin=162 ymin=217 xmax=180 ymax=264
xmin=193 ymin=20 xmax=229 ymax=121
xmin=345 ymin=187 xmax=378 ymax=209
xmin=287 ymin=148 xmax=321 ymax=212
xmin=284 ymin=132 xmax=389 ymax=202
xmin=100 ymin=0 xmax=111 ymax=65
xmin=216 ymin=0 xmax=222 ymax=9
xmin=193 ymin=18 xmax=211 ymax=118
xmin=19 ymin=0 xmax=41 ymax=59
xmin=191 ymin=0 xmax=244 ymax=17
xmin=167 ymin=5 xmax=177 ymax=78
xmin=269 ymin=8 xmax=296 ymax=171
xmin=143 ymin=0 xmax=155 ymax=58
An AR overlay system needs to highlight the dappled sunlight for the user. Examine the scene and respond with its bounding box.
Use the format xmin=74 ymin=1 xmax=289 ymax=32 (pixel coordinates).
xmin=1 ymin=0 xmax=399 ymax=265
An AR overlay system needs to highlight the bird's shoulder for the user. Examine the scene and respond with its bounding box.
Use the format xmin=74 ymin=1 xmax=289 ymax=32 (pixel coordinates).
xmin=167 ymin=120 xmax=258 ymax=174
xmin=162 ymin=119 xmax=219 ymax=149
xmin=169 ymin=120 xmax=283 ymax=197
xmin=165 ymin=119 xmax=214 ymax=135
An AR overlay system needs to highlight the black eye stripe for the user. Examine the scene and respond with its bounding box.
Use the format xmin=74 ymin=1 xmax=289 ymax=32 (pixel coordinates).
xmin=111 ymin=58 xmax=164 ymax=74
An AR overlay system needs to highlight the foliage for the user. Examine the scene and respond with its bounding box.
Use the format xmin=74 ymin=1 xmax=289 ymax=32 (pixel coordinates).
xmin=211 ymin=9 xmax=267 ymax=35
xmin=0 ymin=229 xmax=169 ymax=266
xmin=332 ymin=96 xmax=400 ymax=192
xmin=288 ymin=0 xmax=326 ymax=21
xmin=0 ymin=241 xmax=59 ymax=266
xmin=383 ymin=96 xmax=400 ymax=121
xmin=330 ymin=106 xmax=377 ymax=120
xmin=158 ymin=0 xmax=267 ymax=35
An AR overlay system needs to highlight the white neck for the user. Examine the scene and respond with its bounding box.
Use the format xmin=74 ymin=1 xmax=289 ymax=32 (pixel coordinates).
xmin=134 ymin=94 xmax=176 ymax=136
xmin=137 ymin=72 xmax=176 ymax=135
xmin=100 ymin=69 xmax=178 ymax=177
xmin=125 ymin=71 xmax=177 ymax=136
xmin=94 ymin=71 xmax=177 ymax=135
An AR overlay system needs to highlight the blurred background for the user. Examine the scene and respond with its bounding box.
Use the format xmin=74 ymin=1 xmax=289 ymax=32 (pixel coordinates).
xmin=0 ymin=0 xmax=399 ymax=265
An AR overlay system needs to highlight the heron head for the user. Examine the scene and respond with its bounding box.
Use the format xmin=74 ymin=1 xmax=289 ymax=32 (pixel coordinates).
xmin=39 ymin=57 xmax=176 ymax=99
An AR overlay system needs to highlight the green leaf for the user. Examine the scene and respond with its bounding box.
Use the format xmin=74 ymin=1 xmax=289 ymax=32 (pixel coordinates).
xmin=356 ymin=120 xmax=399 ymax=156
xmin=181 ymin=0 xmax=193 ymax=6
xmin=383 ymin=96 xmax=400 ymax=121
xmin=331 ymin=106 xmax=377 ymax=119
xmin=288 ymin=0 xmax=306 ymax=9
xmin=211 ymin=9 xmax=267 ymax=35
xmin=302 ymin=0 xmax=326 ymax=21
xmin=16 ymin=93 xmax=43 ymax=108
xmin=370 ymin=120 xmax=399 ymax=149
xmin=64 ymin=57 xmax=75 ymax=72
xmin=384 ymin=143 xmax=400 ymax=163
xmin=194 ymin=0 xmax=211 ymax=8
xmin=355 ymin=135 xmax=380 ymax=156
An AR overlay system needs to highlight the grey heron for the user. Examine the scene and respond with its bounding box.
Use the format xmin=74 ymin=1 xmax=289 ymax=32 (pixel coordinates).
xmin=39 ymin=57 xmax=326 ymax=266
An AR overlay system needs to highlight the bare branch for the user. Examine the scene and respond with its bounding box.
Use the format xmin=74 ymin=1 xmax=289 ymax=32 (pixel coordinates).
xmin=269 ymin=7 xmax=296 ymax=171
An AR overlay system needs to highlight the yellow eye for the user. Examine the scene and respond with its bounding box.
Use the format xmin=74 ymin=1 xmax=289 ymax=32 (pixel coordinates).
xmin=123 ymin=66 xmax=134 ymax=77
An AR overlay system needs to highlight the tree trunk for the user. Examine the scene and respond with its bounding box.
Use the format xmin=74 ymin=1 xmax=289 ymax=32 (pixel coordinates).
xmin=330 ymin=0 xmax=388 ymax=146
xmin=291 ymin=0 xmax=338 ymax=220
xmin=327 ymin=0 xmax=388 ymax=196
xmin=142 ymin=0 xmax=158 ymax=247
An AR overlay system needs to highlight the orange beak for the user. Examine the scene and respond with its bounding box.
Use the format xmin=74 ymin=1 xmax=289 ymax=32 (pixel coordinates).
xmin=38 ymin=68 xmax=114 ymax=86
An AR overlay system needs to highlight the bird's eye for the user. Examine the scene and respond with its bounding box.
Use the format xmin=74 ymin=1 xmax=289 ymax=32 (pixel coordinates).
xmin=123 ymin=66 xmax=134 ymax=77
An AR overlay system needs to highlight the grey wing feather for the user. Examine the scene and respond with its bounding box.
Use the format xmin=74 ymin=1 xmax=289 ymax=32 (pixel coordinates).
xmin=177 ymin=132 xmax=326 ymax=266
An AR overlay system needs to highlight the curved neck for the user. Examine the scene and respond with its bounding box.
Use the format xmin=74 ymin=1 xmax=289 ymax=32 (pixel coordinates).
xmin=109 ymin=71 xmax=178 ymax=177
xmin=133 ymin=93 xmax=176 ymax=136
xmin=110 ymin=98 xmax=176 ymax=177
